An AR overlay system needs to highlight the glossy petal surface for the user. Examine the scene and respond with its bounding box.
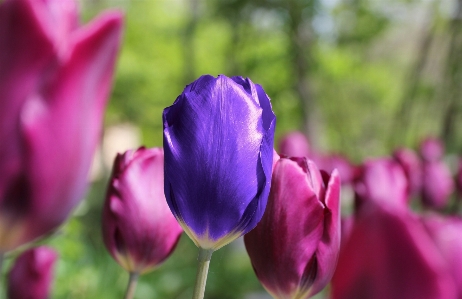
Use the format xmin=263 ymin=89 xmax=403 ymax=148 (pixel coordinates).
xmin=163 ymin=75 xmax=276 ymax=249
xmin=103 ymin=147 xmax=182 ymax=274
xmin=245 ymin=157 xmax=340 ymax=299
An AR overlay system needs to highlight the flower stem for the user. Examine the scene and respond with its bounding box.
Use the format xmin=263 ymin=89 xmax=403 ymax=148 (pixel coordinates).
xmin=123 ymin=272 xmax=139 ymax=299
xmin=0 ymin=252 xmax=4 ymax=299
xmin=192 ymin=247 xmax=213 ymax=299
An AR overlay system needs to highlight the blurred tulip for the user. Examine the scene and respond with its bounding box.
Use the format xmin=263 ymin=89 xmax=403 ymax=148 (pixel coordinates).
xmin=244 ymin=157 xmax=341 ymax=299
xmin=354 ymin=158 xmax=409 ymax=211
xmin=420 ymin=137 xmax=444 ymax=162
xmin=0 ymin=0 xmax=123 ymax=251
xmin=278 ymin=131 xmax=310 ymax=158
xmin=422 ymin=214 xmax=462 ymax=297
xmin=421 ymin=161 xmax=454 ymax=209
xmin=163 ymin=74 xmax=276 ymax=251
xmin=393 ymin=147 xmax=423 ymax=197
xmin=102 ymin=147 xmax=182 ymax=274
xmin=331 ymin=206 xmax=457 ymax=299
xmin=8 ymin=246 xmax=58 ymax=299
xmin=317 ymin=154 xmax=357 ymax=185
xmin=456 ymin=159 xmax=462 ymax=199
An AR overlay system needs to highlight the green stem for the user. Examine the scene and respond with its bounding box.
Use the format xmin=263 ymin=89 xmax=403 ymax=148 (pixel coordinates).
xmin=192 ymin=247 xmax=213 ymax=299
xmin=123 ymin=272 xmax=139 ymax=299
xmin=0 ymin=252 xmax=4 ymax=299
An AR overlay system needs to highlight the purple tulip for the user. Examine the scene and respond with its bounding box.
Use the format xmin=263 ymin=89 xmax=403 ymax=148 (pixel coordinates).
xmin=421 ymin=161 xmax=454 ymax=209
xmin=244 ymin=157 xmax=341 ymax=298
xmin=393 ymin=147 xmax=423 ymax=198
xmin=163 ymin=75 xmax=276 ymax=250
xmin=354 ymin=158 xmax=409 ymax=211
xmin=317 ymin=153 xmax=357 ymax=185
xmin=278 ymin=131 xmax=311 ymax=158
xmin=419 ymin=137 xmax=444 ymax=162
xmin=8 ymin=246 xmax=58 ymax=299
xmin=102 ymin=147 xmax=183 ymax=274
xmin=331 ymin=206 xmax=457 ymax=299
xmin=422 ymin=214 xmax=462 ymax=297
xmin=0 ymin=0 xmax=123 ymax=251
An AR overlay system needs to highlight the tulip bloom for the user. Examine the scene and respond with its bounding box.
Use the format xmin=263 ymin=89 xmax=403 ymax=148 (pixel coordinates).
xmin=354 ymin=158 xmax=409 ymax=211
xmin=102 ymin=147 xmax=182 ymax=274
xmin=0 ymin=0 xmax=123 ymax=251
xmin=331 ymin=206 xmax=457 ymax=299
xmin=421 ymin=161 xmax=454 ymax=209
xmin=245 ymin=157 xmax=341 ymax=299
xmin=278 ymin=131 xmax=311 ymax=158
xmin=420 ymin=137 xmax=444 ymax=162
xmin=393 ymin=147 xmax=423 ymax=198
xmin=163 ymin=74 xmax=276 ymax=250
xmin=317 ymin=154 xmax=357 ymax=185
xmin=8 ymin=246 xmax=58 ymax=299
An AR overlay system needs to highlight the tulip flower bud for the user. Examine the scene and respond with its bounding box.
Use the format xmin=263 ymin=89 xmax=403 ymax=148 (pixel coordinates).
xmin=8 ymin=246 xmax=58 ymax=299
xmin=0 ymin=0 xmax=123 ymax=251
xmin=278 ymin=131 xmax=311 ymax=158
xmin=393 ymin=147 xmax=423 ymax=198
xmin=420 ymin=137 xmax=444 ymax=162
xmin=354 ymin=158 xmax=409 ymax=212
xmin=244 ymin=157 xmax=341 ymax=299
xmin=163 ymin=74 xmax=276 ymax=251
xmin=421 ymin=161 xmax=454 ymax=209
xmin=102 ymin=147 xmax=182 ymax=274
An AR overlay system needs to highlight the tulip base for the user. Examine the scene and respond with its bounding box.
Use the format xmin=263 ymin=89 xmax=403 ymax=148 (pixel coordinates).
xmin=192 ymin=247 xmax=214 ymax=299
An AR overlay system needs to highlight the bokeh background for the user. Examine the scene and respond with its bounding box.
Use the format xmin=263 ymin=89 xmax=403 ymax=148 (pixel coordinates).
xmin=7 ymin=0 xmax=462 ymax=298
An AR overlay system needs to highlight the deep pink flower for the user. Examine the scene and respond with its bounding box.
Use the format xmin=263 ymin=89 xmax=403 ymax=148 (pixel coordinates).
xmin=422 ymin=214 xmax=462 ymax=298
xmin=102 ymin=147 xmax=183 ymax=274
xmin=419 ymin=137 xmax=444 ymax=162
xmin=278 ymin=131 xmax=311 ymax=158
xmin=0 ymin=0 xmax=123 ymax=251
xmin=455 ymin=159 xmax=462 ymax=198
xmin=393 ymin=147 xmax=423 ymax=198
xmin=317 ymin=154 xmax=357 ymax=185
xmin=8 ymin=246 xmax=58 ymax=299
xmin=354 ymin=158 xmax=409 ymax=212
xmin=421 ymin=161 xmax=454 ymax=209
xmin=244 ymin=157 xmax=340 ymax=299
xmin=331 ymin=206 xmax=457 ymax=299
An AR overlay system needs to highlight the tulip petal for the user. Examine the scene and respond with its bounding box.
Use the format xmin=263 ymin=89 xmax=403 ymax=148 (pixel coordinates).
xmin=163 ymin=75 xmax=275 ymax=248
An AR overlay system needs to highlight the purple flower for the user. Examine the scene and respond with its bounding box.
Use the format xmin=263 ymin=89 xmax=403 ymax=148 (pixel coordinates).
xmin=244 ymin=157 xmax=341 ymax=298
xmin=331 ymin=206 xmax=457 ymax=299
xmin=317 ymin=153 xmax=357 ymax=185
xmin=354 ymin=158 xmax=409 ymax=211
xmin=163 ymin=75 xmax=276 ymax=250
xmin=393 ymin=147 xmax=423 ymax=198
xmin=8 ymin=247 xmax=58 ymax=299
xmin=102 ymin=147 xmax=183 ymax=274
xmin=278 ymin=131 xmax=311 ymax=158
xmin=0 ymin=0 xmax=123 ymax=251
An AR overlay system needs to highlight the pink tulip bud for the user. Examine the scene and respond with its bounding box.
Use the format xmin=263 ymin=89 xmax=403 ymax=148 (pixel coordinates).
xmin=419 ymin=137 xmax=444 ymax=162
xmin=244 ymin=157 xmax=341 ymax=298
xmin=354 ymin=158 xmax=409 ymax=212
xmin=421 ymin=161 xmax=454 ymax=209
xmin=331 ymin=206 xmax=457 ymax=299
xmin=393 ymin=147 xmax=423 ymax=198
xmin=0 ymin=0 xmax=123 ymax=251
xmin=278 ymin=131 xmax=311 ymax=158
xmin=102 ymin=147 xmax=183 ymax=274
xmin=8 ymin=247 xmax=58 ymax=299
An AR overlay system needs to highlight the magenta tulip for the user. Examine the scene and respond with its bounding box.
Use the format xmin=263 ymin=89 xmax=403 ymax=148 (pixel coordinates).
xmin=422 ymin=214 xmax=462 ymax=297
xmin=420 ymin=137 xmax=444 ymax=162
xmin=278 ymin=131 xmax=311 ymax=158
xmin=102 ymin=147 xmax=182 ymax=274
xmin=0 ymin=0 xmax=123 ymax=251
xmin=421 ymin=161 xmax=454 ymax=209
xmin=331 ymin=206 xmax=457 ymax=299
xmin=8 ymin=246 xmax=58 ymax=299
xmin=244 ymin=157 xmax=341 ymax=299
xmin=354 ymin=158 xmax=409 ymax=211
xmin=393 ymin=147 xmax=423 ymax=198
xmin=455 ymin=159 xmax=462 ymax=199
xmin=317 ymin=153 xmax=357 ymax=185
